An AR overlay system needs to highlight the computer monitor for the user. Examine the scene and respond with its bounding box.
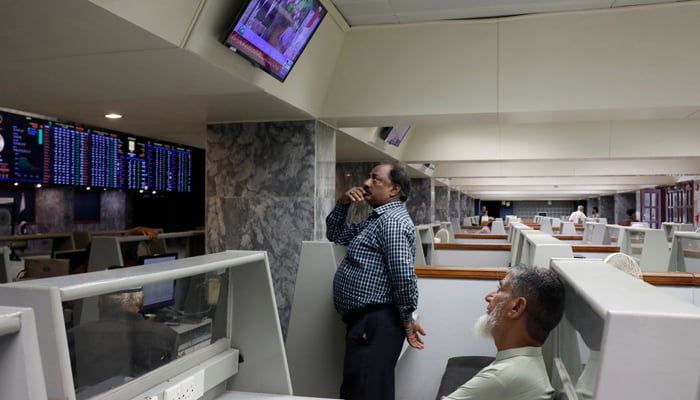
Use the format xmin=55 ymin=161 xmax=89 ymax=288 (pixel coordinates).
xmin=53 ymin=248 xmax=89 ymax=274
xmin=139 ymin=253 xmax=178 ymax=312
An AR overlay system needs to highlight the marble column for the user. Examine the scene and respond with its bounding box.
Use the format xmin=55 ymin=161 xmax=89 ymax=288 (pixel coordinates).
xmin=598 ymin=196 xmax=614 ymax=223
xmin=406 ymin=178 xmax=431 ymax=225
xmin=449 ymin=189 xmax=459 ymax=221
xmin=434 ymin=185 xmax=449 ymax=222
xmin=206 ymin=120 xmax=335 ymax=336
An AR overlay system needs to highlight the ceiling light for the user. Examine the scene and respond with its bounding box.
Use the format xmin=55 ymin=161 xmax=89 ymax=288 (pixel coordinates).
xmin=104 ymin=113 xmax=122 ymax=119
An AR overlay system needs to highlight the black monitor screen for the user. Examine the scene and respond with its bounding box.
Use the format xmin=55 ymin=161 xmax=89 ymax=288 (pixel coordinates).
xmin=54 ymin=248 xmax=89 ymax=274
xmin=140 ymin=253 xmax=178 ymax=311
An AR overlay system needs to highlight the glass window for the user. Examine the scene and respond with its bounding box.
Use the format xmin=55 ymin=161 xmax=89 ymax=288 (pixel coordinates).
xmin=66 ymin=272 xmax=224 ymax=398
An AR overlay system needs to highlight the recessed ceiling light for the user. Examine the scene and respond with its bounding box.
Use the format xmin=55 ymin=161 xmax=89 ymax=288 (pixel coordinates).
xmin=105 ymin=113 xmax=122 ymax=119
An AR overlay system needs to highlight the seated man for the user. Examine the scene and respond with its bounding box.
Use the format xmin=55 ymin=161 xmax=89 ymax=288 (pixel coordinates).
xmin=442 ymin=264 xmax=565 ymax=400
xmin=68 ymin=289 xmax=179 ymax=389
xmin=478 ymin=220 xmax=492 ymax=234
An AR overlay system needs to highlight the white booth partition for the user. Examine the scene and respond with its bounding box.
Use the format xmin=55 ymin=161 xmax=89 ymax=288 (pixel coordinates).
xmin=618 ymin=227 xmax=670 ymax=272
xmin=550 ymin=258 xmax=700 ymax=399
xmin=286 ymin=242 xmax=345 ymax=398
xmin=0 ymin=251 xmax=301 ymax=400
xmin=662 ymin=222 xmax=694 ymax=240
xmin=0 ymin=305 xmax=47 ymax=400
xmin=668 ymin=231 xmax=700 ymax=272
xmin=582 ymin=222 xmax=606 ymax=244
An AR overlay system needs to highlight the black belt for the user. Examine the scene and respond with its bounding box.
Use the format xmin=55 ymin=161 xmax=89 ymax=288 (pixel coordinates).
xmin=342 ymin=303 xmax=394 ymax=324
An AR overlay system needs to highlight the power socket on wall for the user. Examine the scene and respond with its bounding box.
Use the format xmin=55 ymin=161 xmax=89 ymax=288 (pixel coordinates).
xmin=163 ymin=370 xmax=205 ymax=400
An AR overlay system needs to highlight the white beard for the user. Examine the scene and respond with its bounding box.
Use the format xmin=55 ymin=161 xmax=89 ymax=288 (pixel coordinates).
xmin=473 ymin=302 xmax=504 ymax=339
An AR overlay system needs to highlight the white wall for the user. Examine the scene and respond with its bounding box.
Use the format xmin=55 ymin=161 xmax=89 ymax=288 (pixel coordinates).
xmin=324 ymin=2 xmax=700 ymax=123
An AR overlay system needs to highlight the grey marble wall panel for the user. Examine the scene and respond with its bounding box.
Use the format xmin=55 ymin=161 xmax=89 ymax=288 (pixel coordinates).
xmin=406 ymin=178 xmax=431 ymax=224
xmin=78 ymin=190 xmax=128 ymax=231
xmin=586 ymin=196 xmax=615 ymax=223
xmin=449 ymin=189 xmax=459 ymax=219
xmin=599 ymin=195 xmax=615 ymax=223
xmin=206 ymin=121 xmax=318 ymax=336
xmin=36 ymin=188 xmax=72 ymax=233
xmin=615 ymin=192 xmax=637 ymax=225
xmin=28 ymin=188 xmax=71 ymax=254
xmin=315 ymin=122 xmax=336 ymax=240
xmin=435 ymin=185 xmax=448 ymax=222
xmin=461 ymin=194 xmax=470 ymax=218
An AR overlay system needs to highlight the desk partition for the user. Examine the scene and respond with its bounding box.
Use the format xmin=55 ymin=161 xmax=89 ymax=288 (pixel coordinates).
xmin=668 ymin=231 xmax=700 ymax=272
xmin=618 ymin=227 xmax=669 ymax=272
xmin=286 ymin=241 xmax=346 ymax=398
xmin=0 ymin=305 xmax=46 ymax=400
xmin=0 ymin=251 xmax=292 ymax=400
xmin=662 ymin=222 xmax=694 ymax=240
xmin=550 ymin=258 xmax=700 ymax=399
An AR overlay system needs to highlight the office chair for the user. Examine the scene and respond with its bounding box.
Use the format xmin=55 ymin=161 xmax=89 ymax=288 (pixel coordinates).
xmin=434 ymin=228 xmax=449 ymax=243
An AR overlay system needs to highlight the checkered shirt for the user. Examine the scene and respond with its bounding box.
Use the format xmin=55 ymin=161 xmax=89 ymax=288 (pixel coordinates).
xmin=327 ymin=201 xmax=418 ymax=324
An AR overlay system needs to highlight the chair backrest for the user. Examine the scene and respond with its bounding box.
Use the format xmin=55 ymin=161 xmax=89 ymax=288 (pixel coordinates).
xmin=434 ymin=228 xmax=449 ymax=243
xmin=604 ymin=252 xmax=643 ymax=280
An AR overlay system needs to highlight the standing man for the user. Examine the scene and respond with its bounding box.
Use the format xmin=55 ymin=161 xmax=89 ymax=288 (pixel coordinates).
xmin=568 ymin=205 xmax=587 ymax=224
xmin=327 ymin=163 xmax=426 ymax=400
xmin=480 ymin=205 xmax=489 ymax=224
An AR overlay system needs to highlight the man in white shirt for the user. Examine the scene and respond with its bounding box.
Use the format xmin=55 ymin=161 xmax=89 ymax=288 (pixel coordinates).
xmin=568 ymin=205 xmax=586 ymax=224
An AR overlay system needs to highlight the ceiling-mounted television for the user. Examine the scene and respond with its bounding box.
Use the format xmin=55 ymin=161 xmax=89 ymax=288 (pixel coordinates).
xmin=222 ymin=0 xmax=327 ymax=82
xmin=384 ymin=126 xmax=411 ymax=147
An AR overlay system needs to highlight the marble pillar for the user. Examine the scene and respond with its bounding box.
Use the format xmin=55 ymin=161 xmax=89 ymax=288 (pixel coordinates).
xmin=406 ymin=178 xmax=431 ymax=225
xmin=449 ymin=189 xmax=459 ymax=220
xmin=435 ymin=185 xmax=448 ymax=222
xmin=206 ymin=120 xmax=333 ymax=336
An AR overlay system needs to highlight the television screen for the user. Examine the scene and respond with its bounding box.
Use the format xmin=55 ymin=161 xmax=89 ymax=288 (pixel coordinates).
xmin=222 ymin=0 xmax=327 ymax=81
xmin=385 ymin=126 xmax=410 ymax=147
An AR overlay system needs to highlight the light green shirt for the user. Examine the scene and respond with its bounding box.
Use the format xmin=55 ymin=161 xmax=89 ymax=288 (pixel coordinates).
xmin=445 ymin=347 xmax=554 ymax=400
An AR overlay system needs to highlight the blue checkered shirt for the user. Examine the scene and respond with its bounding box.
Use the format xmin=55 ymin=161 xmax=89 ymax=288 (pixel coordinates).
xmin=327 ymin=201 xmax=418 ymax=324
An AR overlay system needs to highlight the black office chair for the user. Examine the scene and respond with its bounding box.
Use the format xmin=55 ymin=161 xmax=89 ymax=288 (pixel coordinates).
xmin=435 ymin=356 xmax=495 ymax=400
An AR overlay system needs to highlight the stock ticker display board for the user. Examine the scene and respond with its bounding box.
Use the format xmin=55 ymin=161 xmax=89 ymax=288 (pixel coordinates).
xmin=0 ymin=111 xmax=192 ymax=192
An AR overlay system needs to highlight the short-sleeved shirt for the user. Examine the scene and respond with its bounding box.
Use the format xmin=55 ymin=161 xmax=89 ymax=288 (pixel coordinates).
xmin=445 ymin=347 xmax=555 ymax=400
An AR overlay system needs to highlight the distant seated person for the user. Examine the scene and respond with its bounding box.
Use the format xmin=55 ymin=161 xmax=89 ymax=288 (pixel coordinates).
xmin=590 ymin=206 xmax=599 ymax=218
xmin=68 ymin=289 xmax=179 ymax=389
xmin=478 ymin=220 xmax=492 ymax=234
xmin=440 ymin=264 xmax=565 ymax=400
xmin=121 ymin=226 xmax=163 ymax=265
xmin=621 ymin=208 xmax=639 ymax=226
xmin=124 ymin=226 xmax=160 ymax=239
xmin=568 ymin=205 xmax=586 ymax=224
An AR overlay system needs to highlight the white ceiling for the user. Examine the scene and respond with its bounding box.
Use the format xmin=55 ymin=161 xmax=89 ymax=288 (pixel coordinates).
xmin=0 ymin=0 xmax=696 ymax=202
xmin=329 ymin=0 xmax=685 ymax=26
